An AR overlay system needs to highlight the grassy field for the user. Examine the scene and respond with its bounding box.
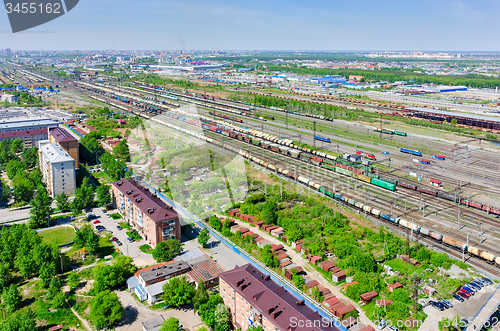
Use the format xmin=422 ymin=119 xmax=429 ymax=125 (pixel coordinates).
xmin=38 ymin=226 xmax=76 ymax=247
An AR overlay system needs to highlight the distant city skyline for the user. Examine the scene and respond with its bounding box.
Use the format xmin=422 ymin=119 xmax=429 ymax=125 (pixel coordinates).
xmin=1 ymin=0 xmax=498 ymax=51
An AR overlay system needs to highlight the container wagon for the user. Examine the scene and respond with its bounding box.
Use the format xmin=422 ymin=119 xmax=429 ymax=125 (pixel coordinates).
xmin=315 ymin=136 xmax=331 ymax=143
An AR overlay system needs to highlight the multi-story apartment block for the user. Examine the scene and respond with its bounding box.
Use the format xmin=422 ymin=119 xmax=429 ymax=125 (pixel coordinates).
xmin=39 ymin=142 xmax=76 ymax=197
xmin=48 ymin=127 xmax=80 ymax=168
xmin=0 ymin=128 xmax=48 ymax=148
xmin=111 ymin=179 xmax=180 ymax=247
xmin=220 ymin=264 xmax=344 ymax=331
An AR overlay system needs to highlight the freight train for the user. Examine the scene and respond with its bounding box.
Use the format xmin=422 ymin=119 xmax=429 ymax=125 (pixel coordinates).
xmin=74 ymin=80 xmax=500 ymax=217
xmin=134 ymin=110 xmax=500 ymax=268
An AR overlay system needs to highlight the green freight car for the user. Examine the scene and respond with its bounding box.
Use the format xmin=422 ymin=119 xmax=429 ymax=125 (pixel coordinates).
xmin=323 ymin=158 xmax=336 ymax=166
xmin=371 ymin=178 xmax=396 ymax=191
xmin=335 ymin=167 xmax=353 ymax=176
xmin=381 ymin=129 xmax=394 ymax=134
xmin=394 ymin=130 xmax=407 ymax=137
xmin=321 ymin=164 xmax=336 ymax=171
xmin=252 ymin=138 xmax=261 ymax=146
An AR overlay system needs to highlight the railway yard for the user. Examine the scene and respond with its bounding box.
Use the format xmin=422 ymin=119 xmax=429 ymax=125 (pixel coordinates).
xmin=50 ymin=75 xmax=500 ymax=279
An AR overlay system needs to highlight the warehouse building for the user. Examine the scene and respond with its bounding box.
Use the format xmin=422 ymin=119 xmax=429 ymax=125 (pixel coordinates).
xmin=0 ymin=116 xmax=58 ymax=133
xmin=310 ymin=75 xmax=346 ymax=84
xmin=406 ymin=107 xmax=500 ymax=130
xmin=111 ymin=179 xmax=181 ymax=248
xmin=39 ymin=142 xmax=76 ymax=197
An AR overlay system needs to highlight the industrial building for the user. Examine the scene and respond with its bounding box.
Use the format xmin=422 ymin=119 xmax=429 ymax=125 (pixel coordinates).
xmin=39 ymin=142 xmax=76 ymax=197
xmin=220 ymin=264 xmax=343 ymax=331
xmin=406 ymin=107 xmax=500 ymax=130
xmin=310 ymin=75 xmax=346 ymax=84
xmin=0 ymin=94 xmax=18 ymax=103
xmin=397 ymin=85 xmax=468 ymax=94
xmin=111 ymin=179 xmax=181 ymax=248
xmin=48 ymin=127 xmax=80 ymax=169
xmin=0 ymin=128 xmax=48 ymax=148
xmin=0 ymin=116 xmax=58 ymax=133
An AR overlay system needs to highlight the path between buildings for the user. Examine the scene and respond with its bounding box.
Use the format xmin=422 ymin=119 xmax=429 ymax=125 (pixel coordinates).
xmin=233 ymin=219 xmax=375 ymax=328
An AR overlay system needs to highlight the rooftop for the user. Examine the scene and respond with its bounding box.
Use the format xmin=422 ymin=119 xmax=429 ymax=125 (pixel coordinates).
xmin=0 ymin=119 xmax=58 ymax=130
xmin=112 ymin=178 xmax=178 ymax=223
xmin=0 ymin=128 xmax=47 ymax=139
xmin=136 ymin=260 xmax=190 ymax=283
xmin=141 ymin=315 xmax=165 ymax=331
xmin=187 ymin=253 xmax=225 ymax=283
xmin=40 ymin=143 xmax=74 ymax=164
xmin=220 ymin=264 xmax=343 ymax=331
xmin=49 ymin=127 xmax=78 ymax=143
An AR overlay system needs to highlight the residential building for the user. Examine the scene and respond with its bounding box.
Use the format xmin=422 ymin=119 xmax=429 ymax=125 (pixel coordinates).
xmin=39 ymin=143 xmax=76 ymax=197
xmin=126 ymin=248 xmax=224 ymax=305
xmin=219 ymin=264 xmax=343 ymax=331
xmin=0 ymin=128 xmax=48 ymax=148
xmin=48 ymin=127 xmax=79 ymax=168
xmin=111 ymin=179 xmax=180 ymax=247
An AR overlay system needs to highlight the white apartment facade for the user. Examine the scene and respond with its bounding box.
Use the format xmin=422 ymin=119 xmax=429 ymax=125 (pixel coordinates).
xmin=39 ymin=142 xmax=76 ymax=197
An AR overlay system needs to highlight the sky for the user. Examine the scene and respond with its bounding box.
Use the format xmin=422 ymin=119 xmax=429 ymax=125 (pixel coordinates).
xmin=1 ymin=0 xmax=499 ymax=51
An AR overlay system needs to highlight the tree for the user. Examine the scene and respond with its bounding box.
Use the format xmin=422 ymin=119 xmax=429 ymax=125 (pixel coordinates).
xmin=193 ymin=281 xmax=209 ymax=313
xmin=112 ymin=139 xmax=130 ymax=161
xmin=311 ymin=286 xmax=323 ymax=302
xmin=0 ymin=309 xmax=37 ymax=331
xmin=28 ymin=185 xmax=53 ymax=229
xmin=75 ymin=224 xmax=100 ymax=254
xmin=208 ymin=216 xmax=222 ymax=231
xmin=261 ymin=200 xmax=278 ymax=224
xmin=2 ymin=284 xmax=21 ymax=313
xmin=28 ymin=167 xmax=43 ymax=185
xmin=261 ymin=244 xmax=279 ymax=268
xmin=197 ymin=228 xmax=210 ymax=247
xmin=47 ymin=276 xmax=62 ymax=299
xmin=80 ymin=177 xmax=95 ymax=208
xmin=39 ymin=262 xmax=56 ymax=288
xmin=71 ymin=193 xmax=85 ymax=216
xmin=159 ymin=317 xmax=180 ymax=331
xmin=152 ymin=239 xmax=184 ymax=262
xmin=55 ymin=192 xmax=70 ymax=211
xmin=0 ymin=264 xmax=11 ymax=292
xmin=161 ymin=276 xmax=195 ymax=307
xmin=52 ymin=291 xmax=66 ymax=308
xmin=100 ymin=153 xmax=126 ymax=181
xmin=67 ymin=272 xmax=80 ymax=290
xmin=10 ymin=139 xmax=22 ymax=155
xmin=90 ymin=290 xmax=124 ymax=329
xmin=6 ymin=159 xmax=24 ymax=179
xmin=96 ymin=184 xmax=112 ymax=207
xmin=12 ymin=175 xmax=34 ymax=203
xmin=1 ymin=184 xmax=12 ymax=205
xmin=213 ymin=303 xmax=231 ymax=331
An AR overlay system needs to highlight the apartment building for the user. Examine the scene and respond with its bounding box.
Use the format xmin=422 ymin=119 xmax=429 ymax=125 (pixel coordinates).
xmin=48 ymin=127 xmax=79 ymax=168
xmin=111 ymin=179 xmax=180 ymax=247
xmin=39 ymin=142 xmax=76 ymax=197
xmin=219 ymin=264 xmax=343 ymax=331
xmin=0 ymin=128 xmax=48 ymax=148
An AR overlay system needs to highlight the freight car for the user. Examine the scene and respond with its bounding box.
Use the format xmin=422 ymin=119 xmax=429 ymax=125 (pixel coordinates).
xmin=400 ymin=148 xmax=422 ymax=156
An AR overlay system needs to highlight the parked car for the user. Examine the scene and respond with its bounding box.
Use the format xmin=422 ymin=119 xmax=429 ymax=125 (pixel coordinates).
xmin=457 ymin=292 xmax=468 ymax=300
xmin=112 ymin=237 xmax=118 ymax=241
xmin=116 ymin=241 xmax=122 ymax=246
xmin=387 ymin=326 xmax=398 ymax=331
xmin=163 ymin=305 xmax=170 ymax=309
xmin=92 ymin=220 xmax=100 ymax=224
xmin=458 ymin=289 xmax=471 ymax=298
xmin=442 ymin=300 xmax=453 ymax=308
xmin=429 ymin=301 xmax=443 ymax=311
xmin=482 ymin=277 xmax=493 ymax=285
xmin=471 ymin=281 xmax=483 ymax=289
xmin=462 ymin=286 xmax=475 ymax=295
xmin=116 ymin=225 xmax=122 ymax=230
xmin=378 ymin=320 xmax=387 ymax=330
xmin=453 ymin=294 xmax=464 ymax=302
xmin=127 ymin=237 xmax=134 ymax=243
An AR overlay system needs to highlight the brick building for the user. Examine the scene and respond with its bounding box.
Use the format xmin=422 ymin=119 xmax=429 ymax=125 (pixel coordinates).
xmin=219 ymin=264 xmax=343 ymax=331
xmin=111 ymin=179 xmax=180 ymax=247
xmin=48 ymin=127 xmax=79 ymax=168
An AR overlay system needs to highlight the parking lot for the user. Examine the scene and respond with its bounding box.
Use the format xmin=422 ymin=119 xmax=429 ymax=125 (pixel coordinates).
xmin=88 ymin=207 xmax=156 ymax=267
xmin=420 ymin=280 xmax=497 ymax=330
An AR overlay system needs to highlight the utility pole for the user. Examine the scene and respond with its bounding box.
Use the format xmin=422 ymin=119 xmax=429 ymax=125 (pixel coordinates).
xmin=408 ymin=136 xmax=412 ymax=175
xmin=462 ymin=233 xmax=469 ymax=262
xmin=59 ymin=255 xmax=64 ymax=274
xmin=332 ymin=108 xmax=334 ymax=135
xmin=313 ymin=121 xmax=316 ymax=149
xmin=466 ymin=130 xmax=470 ymax=166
